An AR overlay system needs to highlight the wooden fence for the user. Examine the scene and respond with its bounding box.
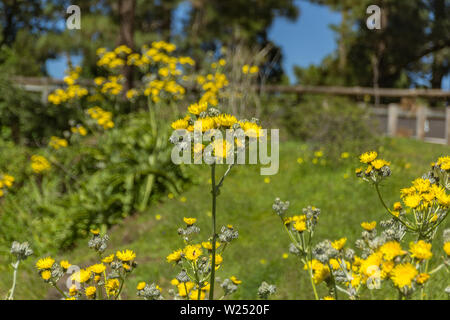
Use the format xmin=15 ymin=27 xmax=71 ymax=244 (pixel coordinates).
xmin=10 ymin=76 xmax=450 ymax=145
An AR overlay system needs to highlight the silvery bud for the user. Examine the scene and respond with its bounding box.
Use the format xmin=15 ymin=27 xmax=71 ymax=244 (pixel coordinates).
xmin=10 ymin=241 xmax=33 ymax=261
xmin=176 ymin=270 xmax=190 ymax=283
xmin=272 ymin=198 xmax=289 ymax=217
xmin=257 ymin=281 xmax=276 ymax=299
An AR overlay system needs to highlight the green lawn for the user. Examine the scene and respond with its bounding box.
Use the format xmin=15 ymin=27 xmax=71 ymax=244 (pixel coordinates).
xmin=3 ymin=137 xmax=449 ymax=300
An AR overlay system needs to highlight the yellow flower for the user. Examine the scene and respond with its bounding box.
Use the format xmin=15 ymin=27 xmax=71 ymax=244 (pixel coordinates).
xmin=282 ymin=253 xmax=289 ymax=259
xmin=60 ymin=260 xmax=71 ymax=270
xmin=102 ymin=254 xmax=115 ymax=264
xmin=249 ymin=66 xmax=259 ymax=74
xmin=69 ymin=285 xmax=78 ymax=296
xmin=90 ymin=263 xmax=106 ymax=274
xmin=137 ymin=282 xmax=146 ymax=290
xmin=416 ymin=273 xmax=430 ymax=285
xmin=393 ymin=202 xmax=402 ymax=211
xmin=359 ymin=151 xmax=377 ymax=164
xmin=341 ymin=152 xmax=350 ymax=159
xmin=361 ymin=221 xmax=376 ymax=231
xmin=71 ymin=269 xmax=91 ymax=283
xmin=230 ymin=276 xmax=242 ymax=285
xmin=293 ymin=220 xmax=306 ymax=232
xmin=331 ymin=238 xmax=347 ymax=250
xmin=403 ymin=194 xmax=421 ymax=209
xmin=183 ymin=217 xmax=197 ymax=225
xmin=211 ymin=254 xmax=223 ymax=265
xmin=379 ymin=241 xmax=406 ymax=261
xmin=36 ymin=257 xmax=55 ymax=270
xmin=202 ymin=241 xmax=220 ymax=250
xmin=90 ymin=229 xmax=100 ymax=235
xmin=215 ymin=114 xmax=237 ymax=127
xmin=444 ymin=242 xmax=450 ymax=256
xmin=85 ymin=286 xmax=96 ymax=298
xmin=105 ymin=279 xmax=120 ymax=296
xmin=167 ymin=249 xmax=182 ymax=263
xmin=49 ymin=136 xmax=68 ymax=150
xmin=177 ymin=281 xmax=195 ymax=297
xmin=371 ymin=159 xmax=390 ymax=170
xmin=409 ymin=240 xmax=432 ymax=260
xmin=188 ymin=102 xmax=208 ymax=115
xmin=323 ymin=296 xmax=335 ymax=300
xmin=116 ymin=249 xmax=136 ymax=262
xmin=189 ymin=289 xmax=206 ymax=300
xmin=31 ymin=155 xmax=51 ymax=173
xmin=184 ymin=245 xmax=202 ymax=261
xmin=41 ymin=270 xmax=51 ymax=280
xmin=391 ymin=263 xmax=418 ymax=288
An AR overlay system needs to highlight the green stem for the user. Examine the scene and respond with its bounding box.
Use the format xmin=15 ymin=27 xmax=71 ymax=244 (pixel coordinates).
xmin=209 ymin=163 xmax=217 ymax=300
xmin=7 ymin=260 xmax=20 ymax=300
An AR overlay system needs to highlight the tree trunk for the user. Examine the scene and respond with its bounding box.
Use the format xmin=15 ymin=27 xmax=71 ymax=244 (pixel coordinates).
xmin=118 ymin=0 xmax=136 ymax=92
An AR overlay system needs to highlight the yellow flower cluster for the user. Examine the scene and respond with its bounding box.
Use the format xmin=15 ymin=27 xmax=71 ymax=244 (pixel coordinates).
xmin=242 ymin=65 xmax=259 ymax=74
xmin=399 ymin=177 xmax=449 ymax=210
xmin=0 ymin=173 xmax=14 ymax=198
xmin=48 ymin=67 xmax=88 ymax=105
xmin=356 ymin=151 xmax=391 ymax=177
xmin=49 ymin=136 xmax=68 ymax=150
xmin=71 ymin=125 xmax=87 ymax=136
xmin=197 ymin=72 xmax=229 ymax=106
xmin=98 ymin=75 xmax=124 ymax=96
xmin=36 ymin=230 xmax=138 ymax=300
xmin=31 ymin=155 xmax=51 ymax=173
xmin=87 ymin=106 xmax=114 ymax=129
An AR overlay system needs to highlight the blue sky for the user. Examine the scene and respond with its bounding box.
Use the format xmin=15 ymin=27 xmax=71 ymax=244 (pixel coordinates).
xmin=46 ymin=1 xmax=448 ymax=89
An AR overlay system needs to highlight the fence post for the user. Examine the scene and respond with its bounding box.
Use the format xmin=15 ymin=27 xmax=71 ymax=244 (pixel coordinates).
xmin=41 ymin=85 xmax=49 ymax=105
xmin=416 ymin=105 xmax=426 ymax=140
xmin=446 ymin=106 xmax=450 ymax=145
xmin=387 ymin=103 xmax=398 ymax=137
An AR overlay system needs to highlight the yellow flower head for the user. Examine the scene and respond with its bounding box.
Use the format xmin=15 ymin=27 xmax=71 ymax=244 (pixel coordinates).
xmin=31 ymin=155 xmax=51 ymax=173
xmin=89 ymin=263 xmax=106 ymax=274
xmin=293 ymin=220 xmax=306 ymax=232
xmin=416 ymin=273 xmax=430 ymax=285
xmin=359 ymin=151 xmax=377 ymax=164
xmin=379 ymin=241 xmax=406 ymax=261
xmin=85 ymin=286 xmax=96 ymax=298
xmin=188 ymin=102 xmax=208 ymax=115
xmin=444 ymin=242 xmax=450 ymax=256
xmin=391 ymin=263 xmax=418 ymax=288
xmin=71 ymin=269 xmax=91 ymax=283
xmin=211 ymin=254 xmax=223 ymax=265
xmin=116 ymin=249 xmax=136 ymax=262
xmin=230 ymin=276 xmax=242 ymax=285
xmin=105 ymin=279 xmax=120 ymax=296
xmin=36 ymin=257 xmax=55 ymax=270
xmin=371 ymin=159 xmax=390 ymax=170
xmin=409 ymin=240 xmax=432 ymax=260
xmin=323 ymin=296 xmax=335 ymax=300
xmin=361 ymin=221 xmax=377 ymax=231
xmin=183 ymin=217 xmax=197 ymax=225
xmin=102 ymin=254 xmax=115 ymax=264
xmin=331 ymin=238 xmax=347 ymax=250
xmin=183 ymin=245 xmax=202 ymax=261
xmin=41 ymin=270 xmax=52 ymax=281
xmin=177 ymin=281 xmax=195 ymax=297
xmin=403 ymin=194 xmax=422 ymax=209
xmin=137 ymin=282 xmax=146 ymax=290
xmin=167 ymin=249 xmax=182 ymax=263
xmin=202 ymin=241 xmax=220 ymax=250
xmin=60 ymin=260 xmax=71 ymax=270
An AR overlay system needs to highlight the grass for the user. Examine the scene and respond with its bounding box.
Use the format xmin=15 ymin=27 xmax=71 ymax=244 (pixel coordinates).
xmin=2 ymin=137 xmax=449 ymax=300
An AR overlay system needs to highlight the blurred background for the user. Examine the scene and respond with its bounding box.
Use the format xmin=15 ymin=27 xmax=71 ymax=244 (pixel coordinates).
xmin=0 ymin=0 xmax=449 ymax=299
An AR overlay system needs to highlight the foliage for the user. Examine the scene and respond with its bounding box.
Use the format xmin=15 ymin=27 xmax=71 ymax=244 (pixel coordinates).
xmin=282 ymin=95 xmax=378 ymax=159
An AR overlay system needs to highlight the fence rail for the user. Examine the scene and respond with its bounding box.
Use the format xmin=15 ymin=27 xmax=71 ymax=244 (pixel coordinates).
xmin=10 ymin=76 xmax=450 ymax=145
